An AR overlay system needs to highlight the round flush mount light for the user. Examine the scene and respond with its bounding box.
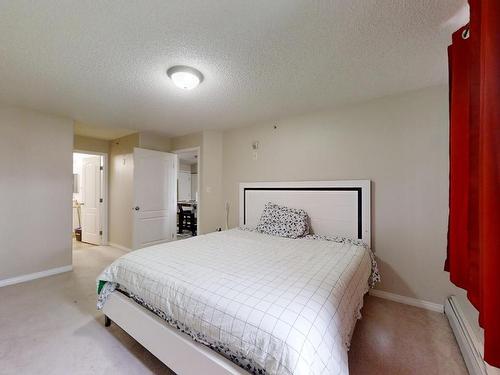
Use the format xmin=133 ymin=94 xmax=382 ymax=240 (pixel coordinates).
xmin=167 ymin=65 xmax=203 ymax=90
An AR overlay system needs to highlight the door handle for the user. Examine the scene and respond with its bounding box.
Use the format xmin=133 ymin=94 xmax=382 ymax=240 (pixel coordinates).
xmin=133 ymin=206 xmax=140 ymax=211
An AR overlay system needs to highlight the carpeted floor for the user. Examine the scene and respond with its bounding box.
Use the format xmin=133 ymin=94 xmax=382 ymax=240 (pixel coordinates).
xmin=0 ymin=245 xmax=467 ymax=375
xmin=348 ymin=296 xmax=467 ymax=374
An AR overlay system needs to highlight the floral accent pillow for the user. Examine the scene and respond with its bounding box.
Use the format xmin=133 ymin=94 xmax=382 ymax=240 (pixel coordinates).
xmin=256 ymin=202 xmax=310 ymax=239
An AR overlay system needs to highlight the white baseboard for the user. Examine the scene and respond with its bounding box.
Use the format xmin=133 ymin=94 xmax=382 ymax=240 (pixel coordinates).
xmin=445 ymin=296 xmax=489 ymax=375
xmin=108 ymin=242 xmax=132 ymax=252
xmin=369 ymin=289 xmax=444 ymax=313
xmin=0 ymin=265 xmax=73 ymax=288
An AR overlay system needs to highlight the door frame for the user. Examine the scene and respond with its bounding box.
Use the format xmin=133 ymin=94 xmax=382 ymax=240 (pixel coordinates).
xmin=73 ymin=149 xmax=109 ymax=246
xmin=171 ymin=147 xmax=201 ymax=234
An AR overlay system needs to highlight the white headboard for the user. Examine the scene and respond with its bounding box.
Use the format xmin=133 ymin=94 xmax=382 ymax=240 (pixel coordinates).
xmin=239 ymin=180 xmax=371 ymax=247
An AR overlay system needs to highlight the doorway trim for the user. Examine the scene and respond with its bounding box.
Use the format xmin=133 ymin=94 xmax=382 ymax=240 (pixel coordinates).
xmin=73 ymin=149 xmax=109 ymax=246
xmin=171 ymin=147 xmax=201 ymax=234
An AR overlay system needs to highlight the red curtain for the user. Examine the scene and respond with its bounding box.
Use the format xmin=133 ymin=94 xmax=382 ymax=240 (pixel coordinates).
xmin=446 ymin=0 xmax=500 ymax=367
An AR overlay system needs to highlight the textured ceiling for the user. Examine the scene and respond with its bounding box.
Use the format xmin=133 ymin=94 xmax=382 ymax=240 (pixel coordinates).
xmin=0 ymin=1 xmax=467 ymax=136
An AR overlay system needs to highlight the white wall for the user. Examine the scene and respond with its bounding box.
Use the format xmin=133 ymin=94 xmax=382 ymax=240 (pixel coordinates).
xmin=191 ymin=172 xmax=198 ymax=200
xmin=178 ymin=161 xmax=199 ymax=201
xmin=0 ymin=107 xmax=73 ymax=281
xmin=222 ymin=85 xmax=454 ymax=305
xmin=178 ymin=170 xmax=192 ymax=201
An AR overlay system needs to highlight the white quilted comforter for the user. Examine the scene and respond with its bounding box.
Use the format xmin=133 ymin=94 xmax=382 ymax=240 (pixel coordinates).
xmin=97 ymin=229 xmax=375 ymax=375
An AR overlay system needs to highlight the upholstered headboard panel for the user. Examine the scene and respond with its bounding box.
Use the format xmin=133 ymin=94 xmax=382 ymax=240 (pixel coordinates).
xmin=239 ymin=180 xmax=371 ymax=246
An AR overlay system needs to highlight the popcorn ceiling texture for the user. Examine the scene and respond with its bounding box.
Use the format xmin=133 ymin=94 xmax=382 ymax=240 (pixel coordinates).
xmin=0 ymin=0 xmax=466 ymax=136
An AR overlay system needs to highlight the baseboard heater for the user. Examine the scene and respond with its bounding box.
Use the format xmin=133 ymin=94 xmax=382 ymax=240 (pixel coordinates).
xmin=445 ymin=296 xmax=492 ymax=375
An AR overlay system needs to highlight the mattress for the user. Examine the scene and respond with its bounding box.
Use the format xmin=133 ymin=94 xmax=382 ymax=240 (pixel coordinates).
xmin=97 ymin=229 xmax=379 ymax=375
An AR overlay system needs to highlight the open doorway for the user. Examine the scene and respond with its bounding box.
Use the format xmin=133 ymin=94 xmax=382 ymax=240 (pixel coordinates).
xmin=72 ymin=151 xmax=108 ymax=250
xmin=173 ymin=148 xmax=200 ymax=239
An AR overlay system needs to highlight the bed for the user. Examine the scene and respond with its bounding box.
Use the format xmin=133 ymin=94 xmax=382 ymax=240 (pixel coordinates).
xmin=97 ymin=180 xmax=378 ymax=375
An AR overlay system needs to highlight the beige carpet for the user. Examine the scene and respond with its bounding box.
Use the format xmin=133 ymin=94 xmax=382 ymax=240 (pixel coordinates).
xmin=0 ymin=245 xmax=467 ymax=375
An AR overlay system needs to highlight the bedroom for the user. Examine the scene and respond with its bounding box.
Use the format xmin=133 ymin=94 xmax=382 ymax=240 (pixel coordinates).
xmin=0 ymin=1 xmax=498 ymax=375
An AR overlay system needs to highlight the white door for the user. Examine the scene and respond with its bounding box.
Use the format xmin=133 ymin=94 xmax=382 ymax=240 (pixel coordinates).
xmin=133 ymin=148 xmax=177 ymax=249
xmin=81 ymin=156 xmax=101 ymax=245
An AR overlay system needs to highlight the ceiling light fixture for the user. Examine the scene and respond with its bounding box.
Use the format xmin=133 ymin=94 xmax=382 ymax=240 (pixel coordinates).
xmin=167 ymin=65 xmax=203 ymax=90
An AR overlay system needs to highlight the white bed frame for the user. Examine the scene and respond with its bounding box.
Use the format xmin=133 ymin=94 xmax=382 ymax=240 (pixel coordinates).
xmin=102 ymin=180 xmax=371 ymax=374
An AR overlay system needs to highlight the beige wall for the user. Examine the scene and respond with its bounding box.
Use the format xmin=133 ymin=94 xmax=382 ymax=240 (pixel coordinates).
xmin=74 ymin=135 xmax=110 ymax=154
xmin=170 ymin=132 xmax=203 ymax=151
xmin=199 ymin=130 xmax=224 ymax=234
xmin=108 ymin=133 xmax=139 ymax=249
xmin=139 ymin=131 xmax=171 ymax=152
xmin=0 ymin=107 xmax=73 ymax=281
xmin=222 ymin=85 xmax=454 ymax=305
xmin=169 ymin=131 xmax=223 ymax=234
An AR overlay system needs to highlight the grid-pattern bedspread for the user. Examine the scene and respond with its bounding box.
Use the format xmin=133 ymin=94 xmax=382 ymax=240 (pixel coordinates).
xmin=97 ymin=229 xmax=373 ymax=375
